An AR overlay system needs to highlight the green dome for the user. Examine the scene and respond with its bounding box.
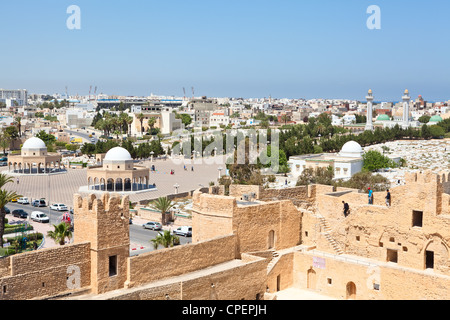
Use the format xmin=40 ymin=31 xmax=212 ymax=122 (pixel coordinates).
xmin=429 ymin=115 xmax=443 ymax=123
xmin=377 ymin=114 xmax=390 ymax=121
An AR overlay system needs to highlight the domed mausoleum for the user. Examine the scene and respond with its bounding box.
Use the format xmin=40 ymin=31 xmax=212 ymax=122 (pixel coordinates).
xmin=288 ymin=141 xmax=364 ymax=181
xmin=428 ymin=115 xmax=443 ymax=124
xmin=86 ymin=147 xmax=151 ymax=192
xmin=8 ymin=137 xmax=63 ymax=174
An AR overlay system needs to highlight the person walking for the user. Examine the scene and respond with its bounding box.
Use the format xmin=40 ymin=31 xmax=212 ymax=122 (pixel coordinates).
xmin=385 ymin=189 xmax=391 ymax=207
xmin=343 ymin=201 xmax=350 ymax=217
xmin=368 ymin=188 xmax=373 ymax=205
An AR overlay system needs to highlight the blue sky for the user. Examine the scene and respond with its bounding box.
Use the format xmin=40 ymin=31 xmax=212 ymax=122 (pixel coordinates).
xmin=1 ymin=0 xmax=450 ymax=101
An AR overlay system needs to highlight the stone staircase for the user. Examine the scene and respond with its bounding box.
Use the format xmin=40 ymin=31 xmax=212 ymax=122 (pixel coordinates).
xmin=317 ymin=215 xmax=344 ymax=255
xmin=267 ymin=250 xmax=280 ymax=273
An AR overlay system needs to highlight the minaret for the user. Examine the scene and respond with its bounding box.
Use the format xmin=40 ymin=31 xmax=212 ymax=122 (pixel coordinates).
xmin=402 ymin=89 xmax=411 ymax=129
xmin=365 ymin=89 xmax=374 ymax=131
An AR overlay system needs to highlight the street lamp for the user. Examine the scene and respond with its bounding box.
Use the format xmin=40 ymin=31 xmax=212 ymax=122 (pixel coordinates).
xmin=174 ymin=183 xmax=180 ymax=194
xmin=218 ymin=167 xmax=223 ymax=179
xmin=150 ymin=151 xmax=154 ymax=162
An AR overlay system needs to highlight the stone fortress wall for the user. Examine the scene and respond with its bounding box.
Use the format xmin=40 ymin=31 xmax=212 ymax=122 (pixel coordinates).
xmin=1 ymin=170 xmax=450 ymax=300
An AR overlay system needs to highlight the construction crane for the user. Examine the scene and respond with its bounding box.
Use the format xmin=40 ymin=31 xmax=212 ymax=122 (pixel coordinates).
xmin=191 ymin=87 xmax=195 ymax=99
xmin=183 ymin=87 xmax=186 ymax=101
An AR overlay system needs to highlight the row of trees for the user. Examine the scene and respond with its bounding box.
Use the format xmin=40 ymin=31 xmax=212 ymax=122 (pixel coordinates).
xmin=81 ymin=138 xmax=165 ymax=159
xmin=296 ymin=167 xmax=391 ymax=193
xmin=92 ymin=111 xmax=134 ymax=137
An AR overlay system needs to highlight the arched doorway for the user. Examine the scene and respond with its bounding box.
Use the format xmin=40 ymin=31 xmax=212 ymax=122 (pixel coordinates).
xmin=307 ymin=268 xmax=317 ymax=290
xmin=346 ymin=282 xmax=356 ymax=300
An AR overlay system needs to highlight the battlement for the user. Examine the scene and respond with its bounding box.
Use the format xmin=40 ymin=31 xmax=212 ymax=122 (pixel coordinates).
xmin=405 ymin=170 xmax=442 ymax=185
xmin=73 ymin=193 xmax=130 ymax=220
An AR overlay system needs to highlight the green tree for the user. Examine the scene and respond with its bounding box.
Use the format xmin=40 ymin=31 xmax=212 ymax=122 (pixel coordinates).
xmin=296 ymin=167 xmax=334 ymax=186
xmin=362 ymin=150 xmax=398 ymax=172
xmin=36 ymin=130 xmax=56 ymax=146
xmin=418 ymin=115 xmax=431 ymax=124
xmin=47 ymin=222 xmax=73 ymax=246
xmin=151 ymin=197 xmax=175 ymax=226
xmin=421 ymin=124 xmax=431 ymax=140
xmin=150 ymin=230 xmax=180 ymax=250
xmin=429 ymin=125 xmax=445 ymax=139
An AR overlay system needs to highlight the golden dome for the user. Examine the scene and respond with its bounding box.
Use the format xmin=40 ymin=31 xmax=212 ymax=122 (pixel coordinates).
xmin=368 ymin=89 xmax=372 ymax=94
xmin=404 ymin=89 xmax=409 ymax=95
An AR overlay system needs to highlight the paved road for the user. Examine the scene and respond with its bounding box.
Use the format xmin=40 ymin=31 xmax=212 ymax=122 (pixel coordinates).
xmin=66 ymin=129 xmax=99 ymax=144
xmin=4 ymin=202 xmax=191 ymax=256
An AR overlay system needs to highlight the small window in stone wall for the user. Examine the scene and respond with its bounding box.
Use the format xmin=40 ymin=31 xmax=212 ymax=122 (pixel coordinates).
xmin=412 ymin=210 xmax=423 ymax=227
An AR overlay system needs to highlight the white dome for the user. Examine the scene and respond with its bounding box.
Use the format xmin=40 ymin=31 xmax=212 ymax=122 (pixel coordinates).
xmin=339 ymin=141 xmax=363 ymax=158
xmin=104 ymin=147 xmax=132 ymax=161
xmin=22 ymin=137 xmax=47 ymax=149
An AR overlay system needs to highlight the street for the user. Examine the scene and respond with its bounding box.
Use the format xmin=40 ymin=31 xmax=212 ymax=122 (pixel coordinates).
xmin=5 ymin=202 xmax=191 ymax=256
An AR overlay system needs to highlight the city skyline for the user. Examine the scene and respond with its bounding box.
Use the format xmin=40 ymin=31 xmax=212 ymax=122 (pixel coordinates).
xmin=2 ymin=0 xmax=450 ymax=101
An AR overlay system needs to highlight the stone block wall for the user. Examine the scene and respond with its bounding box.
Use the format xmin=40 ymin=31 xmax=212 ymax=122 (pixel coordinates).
xmin=0 ymin=242 xmax=91 ymax=300
xmin=126 ymin=235 xmax=237 ymax=288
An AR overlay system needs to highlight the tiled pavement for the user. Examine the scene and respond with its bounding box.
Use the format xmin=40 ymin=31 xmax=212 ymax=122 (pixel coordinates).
xmin=1 ymin=157 xmax=224 ymax=209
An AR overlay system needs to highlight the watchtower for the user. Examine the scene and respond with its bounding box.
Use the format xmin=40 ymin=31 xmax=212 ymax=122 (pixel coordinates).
xmin=73 ymin=193 xmax=130 ymax=294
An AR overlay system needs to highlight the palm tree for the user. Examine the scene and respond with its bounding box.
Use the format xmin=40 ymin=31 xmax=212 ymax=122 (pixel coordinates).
xmin=151 ymin=197 xmax=174 ymax=225
xmin=137 ymin=113 xmax=145 ymax=134
xmin=0 ymin=174 xmax=21 ymax=248
xmin=148 ymin=117 xmax=156 ymax=135
xmin=47 ymin=222 xmax=73 ymax=246
xmin=126 ymin=115 xmax=133 ymax=137
xmin=14 ymin=117 xmax=22 ymax=137
xmin=150 ymin=230 xmax=179 ymax=250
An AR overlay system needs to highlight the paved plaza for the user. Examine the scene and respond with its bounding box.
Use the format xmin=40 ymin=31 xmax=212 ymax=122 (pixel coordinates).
xmin=1 ymin=157 xmax=225 ymax=209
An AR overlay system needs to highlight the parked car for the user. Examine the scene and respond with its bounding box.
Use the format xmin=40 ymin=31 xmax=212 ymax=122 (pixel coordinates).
xmin=0 ymin=162 xmax=7 ymax=166
xmin=4 ymin=207 xmax=10 ymax=214
xmin=31 ymin=211 xmax=50 ymax=223
xmin=11 ymin=198 xmax=17 ymax=203
xmin=17 ymin=197 xmax=30 ymax=205
xmin=12 ymin=209 xmax=28 ymax=219
xmin=50 ymin=203 xmax=68 ymax=211
xmin=32 ymin=199 xmax=46 ymax=207
xmin=173 ymin=226 xmax=192 ymax=237
xmin=143 ymin=222 xmax=162 ymax=231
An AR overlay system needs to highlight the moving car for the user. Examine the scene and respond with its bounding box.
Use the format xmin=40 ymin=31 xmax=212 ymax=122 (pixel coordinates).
xmin=32 ymin=199 xmax=46 ymax=207
xmin=143 ymin=222 xmax=162 ymax=231
xmin=50 ymin=203 xmax=68 ymax=211
xmin=12 ymin=209 xmax=28 ymax=219
xmin=31 ymin=211 xmax=50 ymax=223
xmin=17 ymin=197 xmax=30 ymax=205
xmin=173 ymin=226 xmax=192 ymax=237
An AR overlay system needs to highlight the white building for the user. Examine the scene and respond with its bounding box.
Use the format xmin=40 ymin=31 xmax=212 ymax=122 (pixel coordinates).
xmin=288 ymin=141 xmax=364 ymax=181
xmin=0 ymin=89 xmax=28 ymax=106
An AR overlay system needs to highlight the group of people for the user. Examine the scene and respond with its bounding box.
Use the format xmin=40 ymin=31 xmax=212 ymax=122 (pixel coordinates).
xmin=342 ymin=189 xmax=391 ymax=218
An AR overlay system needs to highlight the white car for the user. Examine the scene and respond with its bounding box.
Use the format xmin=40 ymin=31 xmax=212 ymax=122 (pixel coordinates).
xmin=17 ymin=197 xmax=30 ymax=205
xmin=173 ymin=226 xmax=192 ymax=237
xmin=31 ymin=211 xmax=50 ymax=223
xmin=50 ymin=203 xmax=68 ymax=211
